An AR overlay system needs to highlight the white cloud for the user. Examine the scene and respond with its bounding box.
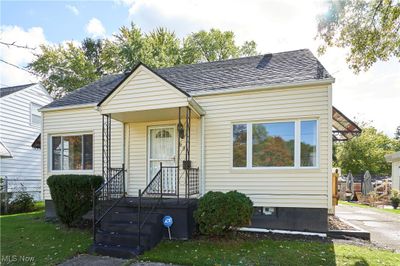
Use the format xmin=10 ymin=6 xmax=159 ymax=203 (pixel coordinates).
xmin=0 ymin=25 xmax=48 ymax=86
xmin=65 ymin=4 xmax=79 ymax=15
xmin=117 ymin=0 xmax=399 ymax=135
xmin=85 ymin=18 xmax=106 ymax=38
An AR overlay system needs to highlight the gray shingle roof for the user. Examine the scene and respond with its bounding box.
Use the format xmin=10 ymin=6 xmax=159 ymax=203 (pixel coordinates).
xmin=43 ymin=74 xmax=128 ymax=109
xmin=0 ymin=83 xmax=36 ymax=98
xmin=43 ymin=49 xmax=332 ymax=109
xmin=155 ymin=49 xmax=331 ymax=94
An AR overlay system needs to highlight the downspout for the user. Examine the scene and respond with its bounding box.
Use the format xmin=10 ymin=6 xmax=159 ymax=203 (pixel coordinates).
xmin=200 ymin=115 xmax=205 ymax=195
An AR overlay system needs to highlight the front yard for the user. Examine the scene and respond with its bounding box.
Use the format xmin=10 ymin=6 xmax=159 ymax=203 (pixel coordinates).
xmin=142 ymin=238 xmax=400 ymax=266
xmin=1 ymin=210 xmax=399 ymax=265
xmin=0 ymin=210 xmax=91 ymax=265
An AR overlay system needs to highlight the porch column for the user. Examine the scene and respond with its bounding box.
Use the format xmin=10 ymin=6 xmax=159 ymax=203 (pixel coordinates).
xmin=102 ymin=114 xmax=111 ymax=181
xmin=185 ymin=107 xmax=191 ymax=197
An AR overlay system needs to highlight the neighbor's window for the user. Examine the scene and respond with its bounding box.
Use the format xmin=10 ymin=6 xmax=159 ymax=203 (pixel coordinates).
xmin=233 ymin=124 xmax=247 ymax=167
xmin=300 ymin=120 xmax=317 ymax=167
xmin=232 ymin=120 xmax=318 ymax=168
xmin=30 ymin=103 xmax=42 ymax=126
xmin=51 ymin=134 xmax=93 ymax=170
xmin=252 ymin=122 xmax=295 ymax=167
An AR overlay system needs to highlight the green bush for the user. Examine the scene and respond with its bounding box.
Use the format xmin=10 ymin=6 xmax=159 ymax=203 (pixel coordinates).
xmin=8 ymin=192 xmax=35 ymax=214
xmin=194 ymin=191 xmax=253 ymax=236
xmin=390 ymin=189 xmax=400 ymax=209
xmin=47 ymin=174 xmax=103 ymax=227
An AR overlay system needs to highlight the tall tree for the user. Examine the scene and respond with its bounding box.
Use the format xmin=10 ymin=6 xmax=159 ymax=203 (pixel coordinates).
xmin=143 ymin=27 xmax=181 ymax=68
xmin=334 ymin=126 xmax=400 ymax=175
xmin=29 ymin=42 xmax=100 ymax=98
xmin=317 ymin=0 xmax=400 ymax=73
xmin=29 ymin=25 xmax=258 ymax=98
xmin=82 ymin=38 xmax=104 ymax=75
xmin=182 ymin=29 xmax=258 ymax=64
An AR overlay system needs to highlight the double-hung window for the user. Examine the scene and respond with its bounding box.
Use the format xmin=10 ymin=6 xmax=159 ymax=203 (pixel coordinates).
xmin=232 ymin=120 xmax=318 ymax=168
xmin=51 ymin=134 xmax=93 ymax=171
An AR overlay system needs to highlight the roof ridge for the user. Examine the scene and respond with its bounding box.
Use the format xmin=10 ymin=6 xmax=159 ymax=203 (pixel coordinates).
xmin=0 ymin=83 xmax=36 ymax=90
xmin=156 ymin=48 xmax=311 ymax=71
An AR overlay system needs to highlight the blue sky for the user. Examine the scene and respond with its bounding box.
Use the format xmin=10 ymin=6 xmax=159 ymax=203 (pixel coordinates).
xmin=1 ymin=0 xmax=399 ymax=135
xmin=1 ymin=1 xmax=128 ymax=42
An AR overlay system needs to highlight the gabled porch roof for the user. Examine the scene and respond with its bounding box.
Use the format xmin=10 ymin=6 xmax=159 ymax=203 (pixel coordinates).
xmin=98 ymin=63 xmax=204 ymax=122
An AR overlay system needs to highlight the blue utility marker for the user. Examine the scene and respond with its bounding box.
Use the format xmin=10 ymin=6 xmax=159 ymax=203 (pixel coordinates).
xmin=163 ymin=216 xmax=173 ymax=228
xmin=162 ymin=216 xmax=173 ymax=240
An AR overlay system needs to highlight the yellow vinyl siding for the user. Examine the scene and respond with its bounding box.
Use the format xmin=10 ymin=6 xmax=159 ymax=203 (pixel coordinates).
xmin=42 ymin=107 xmax=123 ymax=200
xmin=126 ymin=119 xmax=200 ymax=196
xmin=195 ymin=85 xmax=331 ymax=208
xmin=101 ymin=68 xmax=188 ymax=114
xmin=41 ymin=79 xmax=331 ymax=209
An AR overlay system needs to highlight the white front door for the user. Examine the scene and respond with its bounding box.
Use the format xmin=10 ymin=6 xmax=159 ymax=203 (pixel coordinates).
xmin=148 ymin=126 xmax=176 ymax=182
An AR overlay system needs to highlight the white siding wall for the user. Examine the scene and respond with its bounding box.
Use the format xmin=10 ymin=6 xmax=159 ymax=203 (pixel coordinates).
xmin=0 ymin=84 xmax=52 ymax=198
xmin=42 ymin=107 xmax=123 ymax=200
xmin=195 ymin=85 xmax=332 ymax=208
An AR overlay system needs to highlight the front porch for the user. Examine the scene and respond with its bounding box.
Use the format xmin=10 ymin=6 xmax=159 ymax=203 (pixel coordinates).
xmin=92 ymin=102 xmax=204 ymax=257
xmin=101 ymin=105 xmax=203 ymax=199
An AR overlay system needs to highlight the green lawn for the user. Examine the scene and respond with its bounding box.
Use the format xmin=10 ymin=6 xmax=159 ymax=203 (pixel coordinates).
xmin=0 ymin=210 xmax=92 ymax=265
xmin=339 ymin=200 xmax=400 ymax=214
xmin=2 ymin=210 xmax=400 ymax=266
xmin=142 ymin=238 xmax=400 ymax=266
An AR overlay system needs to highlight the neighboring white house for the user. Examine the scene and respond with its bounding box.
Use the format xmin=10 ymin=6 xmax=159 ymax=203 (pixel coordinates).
xmin=0 ymin=83 xmax=52 ymax=199
xmin=385 ymin=151 xmax=400 ymax=191
xmin=41 ymin=49 xmax=334 ymax=233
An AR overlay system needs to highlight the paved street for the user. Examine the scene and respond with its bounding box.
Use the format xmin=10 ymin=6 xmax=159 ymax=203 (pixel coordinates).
xmin=336 ymin=204 xmax=400 ymax=252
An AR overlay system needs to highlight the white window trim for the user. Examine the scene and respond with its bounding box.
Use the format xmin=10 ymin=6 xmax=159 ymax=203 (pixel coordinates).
xmin=30 ymin=102 xmax=42 ymax=128
xmin=49 ymin=132 xmax=94 ymax=173
xmin=232 ymin=119 xmax=319 ymax=170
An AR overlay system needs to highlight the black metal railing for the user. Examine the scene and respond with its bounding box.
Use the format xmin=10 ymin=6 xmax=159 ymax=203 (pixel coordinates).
xmin=93 ymin=165 xmax=125 ymax=241
xmin=187 ymin=167 xmax=199 ymax=196
xmin=138 ymin=162 xmax=175 ymax=250
xmin=145 ymin=166 xmax=179 ymax=196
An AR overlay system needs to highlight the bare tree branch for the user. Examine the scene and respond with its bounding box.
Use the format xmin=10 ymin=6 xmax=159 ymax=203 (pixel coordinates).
xmin=0 ymin=41 xmax=37 ymax=50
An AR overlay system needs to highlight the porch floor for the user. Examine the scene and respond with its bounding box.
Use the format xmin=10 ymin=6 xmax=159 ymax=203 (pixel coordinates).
xmin=122 ymin=197 xmax=198 ymax=209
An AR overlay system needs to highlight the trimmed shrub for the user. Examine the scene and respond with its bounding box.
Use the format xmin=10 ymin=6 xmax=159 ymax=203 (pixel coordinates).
xmin=194 ymin=190 xmax=253 ymax=236
xmin=8 ymin=192 xmax=35 ymax=214
xmin=47 ymin=174 xmax=103 ymax=227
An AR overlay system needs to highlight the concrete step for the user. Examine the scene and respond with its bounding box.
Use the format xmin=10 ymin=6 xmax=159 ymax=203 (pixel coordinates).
xmin=89 ymin=243 xmax=141 ymax=259
xmin=95 ymin=229 xmax=161 ymax=250
xmin=100 ymin=221 xmax=159 ymax=234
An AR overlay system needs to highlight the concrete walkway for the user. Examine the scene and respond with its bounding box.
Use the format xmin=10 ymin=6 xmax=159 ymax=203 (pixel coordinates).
xmin=335 ymin=204 xmax=400 ymax=252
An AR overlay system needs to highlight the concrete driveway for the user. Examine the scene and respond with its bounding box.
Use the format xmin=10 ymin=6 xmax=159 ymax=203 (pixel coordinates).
xmin=335 ymin=204 xmax=400 ymax=252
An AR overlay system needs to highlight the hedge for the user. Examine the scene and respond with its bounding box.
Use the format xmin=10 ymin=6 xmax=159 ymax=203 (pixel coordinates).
xmin=47 ymin=174 xmax=103 ymax=227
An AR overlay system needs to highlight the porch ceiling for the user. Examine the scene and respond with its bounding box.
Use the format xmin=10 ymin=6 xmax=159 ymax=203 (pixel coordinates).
xmin=110 ymin=106 xmax=200 ymax=123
